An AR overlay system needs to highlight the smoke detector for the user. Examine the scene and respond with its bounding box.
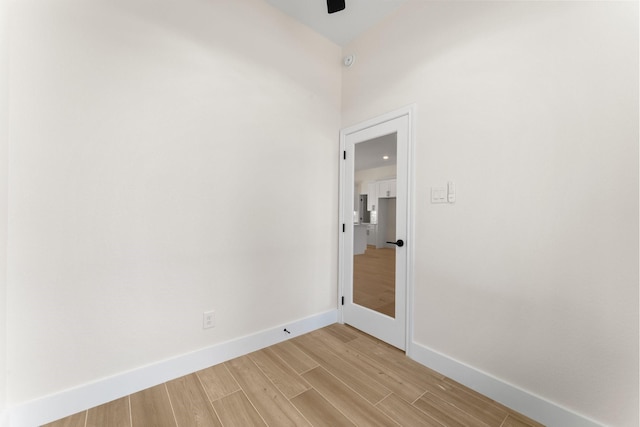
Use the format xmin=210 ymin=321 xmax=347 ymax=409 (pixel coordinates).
xmin=343 ymin=54 xmax=356 ymax=67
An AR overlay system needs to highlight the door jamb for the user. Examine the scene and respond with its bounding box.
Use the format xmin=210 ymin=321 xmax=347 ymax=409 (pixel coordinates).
xmin=338 ymin=104 xmax=416 ymax=357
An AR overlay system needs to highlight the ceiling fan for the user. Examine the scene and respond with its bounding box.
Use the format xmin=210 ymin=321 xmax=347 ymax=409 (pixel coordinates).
xmin=327 ymin=0 xmax=346 ymax=14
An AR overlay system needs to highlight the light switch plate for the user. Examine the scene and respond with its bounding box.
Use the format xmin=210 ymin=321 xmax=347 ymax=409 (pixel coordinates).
xmin=447 ymin=181 xmax=456 ymax=203
xmin=431 ymin=187 xmax=447 ymax=203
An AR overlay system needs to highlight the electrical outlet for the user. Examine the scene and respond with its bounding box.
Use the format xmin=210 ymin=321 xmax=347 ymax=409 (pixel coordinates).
xmin=203 ymin=311 xmax=215 ymax=329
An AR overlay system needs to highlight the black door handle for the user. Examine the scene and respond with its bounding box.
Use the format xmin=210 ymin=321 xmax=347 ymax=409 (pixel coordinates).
xmin=386 ymin=239 xmax=404 ymax=247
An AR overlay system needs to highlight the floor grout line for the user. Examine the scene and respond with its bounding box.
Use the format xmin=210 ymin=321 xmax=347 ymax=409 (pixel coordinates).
xmin=287 ymin=388 xmax=309 ymax=401
xmin=248 ymin=350 xmax=310 ymax=425
xmin=295 ymin=333 xmax=394 ymax=402
xmin=163 ymin=383 xmax=179 ymax=427
xmin=223 ymin=360 xmax=271 ymax=427
xmin=291 ymin=336 xmax=383 ymax=426
xmin=373 ymin=391 xmax=394 ymax=406
xmin=311 ymin=363 xmax=395 ymax=419
xmin=128 ymin=395 xmax=132 ymax=427
xmin=409 ymin=402 xmax=448 ymax=427
xmin=299 ymin=376 xmax=362 ymax=427
xmin=194 ymin=370 xmax=225 ymax=426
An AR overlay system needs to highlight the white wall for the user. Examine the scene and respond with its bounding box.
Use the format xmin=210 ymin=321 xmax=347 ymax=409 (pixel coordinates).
xmin=0 ymin=0 xmax=8 ymax=421
xmin=343 ymin=2 xmax=638 ymax=426
xmin=7 ymin=0 xmax=340 ymax=406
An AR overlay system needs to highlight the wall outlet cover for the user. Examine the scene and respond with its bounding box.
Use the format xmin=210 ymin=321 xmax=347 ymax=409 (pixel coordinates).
xmin=203 ymin=311 xmax=215 ymax=329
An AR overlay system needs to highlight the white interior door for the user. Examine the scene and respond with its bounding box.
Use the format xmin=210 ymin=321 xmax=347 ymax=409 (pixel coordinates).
xmin=339 ymin=109 xmax=412 ymax=350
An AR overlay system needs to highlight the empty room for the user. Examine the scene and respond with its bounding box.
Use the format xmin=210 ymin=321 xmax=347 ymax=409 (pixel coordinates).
xmin=0 ymin=0 xmax=638 ymax=426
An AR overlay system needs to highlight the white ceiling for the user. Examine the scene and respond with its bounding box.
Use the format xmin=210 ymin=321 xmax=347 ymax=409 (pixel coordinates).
xmin=355 ymin=133 xmax=397 ymax=171
xmin=264 ymin=0 xmax=407 ymax=46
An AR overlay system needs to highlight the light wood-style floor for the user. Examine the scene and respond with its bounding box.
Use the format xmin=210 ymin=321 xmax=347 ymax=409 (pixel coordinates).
xmin=353 ymin=245 xmax=396 ymax=317
xmin=44 ymin=324 xmax=544 ymax=427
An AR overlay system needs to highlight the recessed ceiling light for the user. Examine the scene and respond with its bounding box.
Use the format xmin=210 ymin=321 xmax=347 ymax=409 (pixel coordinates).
xmin=383 ymin=155 xmax=389 ymax=160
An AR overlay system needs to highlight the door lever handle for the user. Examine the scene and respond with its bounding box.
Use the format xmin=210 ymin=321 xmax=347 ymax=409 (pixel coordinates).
xmin=386 ymin=239 xmax=404 ymax=247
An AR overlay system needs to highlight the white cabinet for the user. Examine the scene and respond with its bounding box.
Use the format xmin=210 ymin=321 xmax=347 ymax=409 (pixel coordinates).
xmin=367 ymin=182 xmax=377 ymax=211
xmin=377 ymin=179 xmax=397 ymax=198
xmin=354 ymin=224 xmax=367 ymax=255
xmin=366 ymin=224 xmax=377 ymax=246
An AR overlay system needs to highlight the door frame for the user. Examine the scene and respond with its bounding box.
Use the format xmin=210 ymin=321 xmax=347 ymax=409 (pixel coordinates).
xmin=338 ymin=104 xmax=415 ymax=354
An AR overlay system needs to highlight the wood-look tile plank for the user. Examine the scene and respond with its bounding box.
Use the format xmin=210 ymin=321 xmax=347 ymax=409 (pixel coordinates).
xmin=503 ymin=412 xmax=545 ymax=427
xmin=376 ymin=394 xmax=444 ymax=427
xmin=443 ymin=377 xmax=499 ymax=406
xmin=290 ymin=389 xmax=356 ymax=427
xmin=196 ymin=363 xmax=240 ymax=401
xmin=413 ymin=392 xmax=490 ymax=427
xmin=302 ymin=366 xmax=399 ymax=427
xmin=225 ymin=355 xmax=311 ymax=426
xmin=323 ymin=323 xmax=359 ymax=343
xmin=249 ymin=347 xmax=311 ymax=398
xmin=346 ymin=335 xmax=445 ymax=390
xmin=311 ymin=329 xmax=424 ymax=402
xmin=269 ymin=339 xmax=319 ymax=374
xmin=165 ymin=373 xmax=222 ymax=427
xmin=42 ymin=411 xmax=86 ymax=427
xmin=130 ymin=384 xmax=176 ymax=427
xmin=293 ymin=332 xmax=392 ymax=404
xmin=86 ymin=397 xmax=130 ymax=427
xmin=211 ymin=390 xmax=266 ymax=427
xmin=441 ymin=378 xmax=544 ymax=426
xmin=423 ymin=378 xmax=507 ymax=426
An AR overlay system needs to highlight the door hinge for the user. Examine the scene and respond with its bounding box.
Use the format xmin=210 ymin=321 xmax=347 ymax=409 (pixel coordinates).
xmin=343 ymin=151 xmax=346 ymax=160
xmin=341 ymin=296 xmax=344 ymax=305
xmin=342 ymin=224 xmax=345 ymax=232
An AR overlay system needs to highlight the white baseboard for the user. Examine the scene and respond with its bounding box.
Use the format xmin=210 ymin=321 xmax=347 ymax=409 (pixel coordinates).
xmin=8 ymin=309 xmax=338 ymax=427
xmin=408 ymin=341 xmax=603 ymax=427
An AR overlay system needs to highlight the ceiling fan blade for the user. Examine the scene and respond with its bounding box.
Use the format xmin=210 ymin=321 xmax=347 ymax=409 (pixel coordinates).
xmin=327 ymin=0 xmax=345 ymax=14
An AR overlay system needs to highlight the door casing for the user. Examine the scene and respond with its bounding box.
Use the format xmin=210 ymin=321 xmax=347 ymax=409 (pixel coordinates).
xmin=338 ymin=105 xmax=415 ymax=354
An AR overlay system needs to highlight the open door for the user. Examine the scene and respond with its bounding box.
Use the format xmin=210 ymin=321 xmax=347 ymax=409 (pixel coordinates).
xmin=339 ymin=107 xmax=413 ymax=350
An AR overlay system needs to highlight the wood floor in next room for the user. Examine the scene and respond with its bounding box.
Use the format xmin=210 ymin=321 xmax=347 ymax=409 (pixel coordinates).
xmin=354 ymin=245 xmax=396 ymax=318
xmin=44 ymin=324 xmax=544 ymax=427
